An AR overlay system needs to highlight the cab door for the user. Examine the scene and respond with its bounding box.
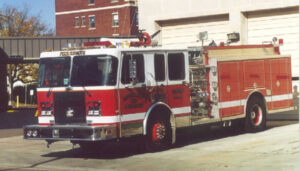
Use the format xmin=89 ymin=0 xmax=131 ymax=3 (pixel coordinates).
xmin=166 ymin=52 xmax=190 ymax=115
xmin=151 ymin=53 xmax=168 ymax=103
xmin=119 ymin=53 xmax=149 ymax=137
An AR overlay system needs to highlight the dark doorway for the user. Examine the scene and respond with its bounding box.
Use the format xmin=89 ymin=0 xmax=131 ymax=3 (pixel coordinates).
xmin=0 ymin=48 xmax=8 ymax=112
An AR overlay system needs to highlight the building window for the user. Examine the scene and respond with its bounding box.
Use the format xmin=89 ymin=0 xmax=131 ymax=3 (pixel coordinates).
xmin=89 ymin=16 xmax=95 ymax=29
xmin=112 ymin=13 xmax=119 ymax=27
xmin=89 ymin=0 xmax=95 ymax=5
xmin=82 ymin=16 xmax=86 ymax=27
xmin=135 ymin=10 xmax=139 ymax=26
xmin=75 ymin=17 xmax=80 ymax=27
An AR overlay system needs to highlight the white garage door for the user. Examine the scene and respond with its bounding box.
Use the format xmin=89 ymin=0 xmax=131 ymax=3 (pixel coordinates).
xmin=247 ymin=8 xmax=299 ymax=77
xmin=160 ymin=15 xmax=229 ymax=47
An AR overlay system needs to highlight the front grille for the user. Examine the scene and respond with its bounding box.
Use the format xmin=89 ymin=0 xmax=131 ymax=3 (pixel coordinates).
xmin=54 ymin=92 xmax=86 ymax=124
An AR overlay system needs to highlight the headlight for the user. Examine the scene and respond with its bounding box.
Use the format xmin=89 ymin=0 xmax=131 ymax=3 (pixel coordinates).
xmin=26 ymin=130 xmax=32 ymax=137
xmin=88 ymin=101 xmax=101 ymax=116
xmin=40 ymin=102 xmax=53 ymax=116
xmin=41 ymin=110 xmax=52 ymax=116
xmin=32 ymin=130 xmax=38 ymax=137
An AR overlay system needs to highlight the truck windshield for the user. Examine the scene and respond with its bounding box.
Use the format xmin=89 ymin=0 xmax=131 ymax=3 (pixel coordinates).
xmin=71 ymin=55 xmax=118 ymax=86
xmin=38 ymin=57 xmax=71 ymax=88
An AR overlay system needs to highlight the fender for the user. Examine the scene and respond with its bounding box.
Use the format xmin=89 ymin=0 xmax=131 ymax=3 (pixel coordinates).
xmin=143 ymin=102 xmax=176 ymax=144
xmin=244 ymin=90 xmax=267 ymax=115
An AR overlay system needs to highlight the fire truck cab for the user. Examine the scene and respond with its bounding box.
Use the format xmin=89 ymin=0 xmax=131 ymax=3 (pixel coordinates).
xmin=24 ymin=41 xmax=293 ymax=150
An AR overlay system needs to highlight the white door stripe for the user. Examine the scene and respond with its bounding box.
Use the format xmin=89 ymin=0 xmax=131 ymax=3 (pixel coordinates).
xmin=172 ymin=107 xmax=191 ymax=115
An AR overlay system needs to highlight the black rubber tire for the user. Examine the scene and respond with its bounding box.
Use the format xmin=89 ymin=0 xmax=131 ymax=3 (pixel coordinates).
xmin=145 ymin=115 xmax=172 ymax=152
xmin=245 ymin=97 xmax=266 ymax=132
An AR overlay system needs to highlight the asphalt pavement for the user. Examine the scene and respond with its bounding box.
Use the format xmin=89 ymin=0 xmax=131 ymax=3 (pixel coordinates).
xmin=0 ymin=108 xmax=37 ymax=138
xmin=0 ymin=108 xmax=298 ymax=139
xmin=0 ymin=108 xmax=37 ymax=129
xmin=0 ymin=108 xmax=298 ymax=170
xmin=0 ymin=122 xmax=298 ymax=170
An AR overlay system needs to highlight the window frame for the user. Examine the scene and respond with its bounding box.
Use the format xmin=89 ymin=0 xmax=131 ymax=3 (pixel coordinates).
xmin=112 ymin=12 xmax=119 ymax=27
xmin=71 ymin=55 xmax=119 ymax=86
xmin=88 ymin=0 xmax=95 ymax=5
xmin=135 ymin=9 xmax=139 ymax=26
xmin=75 ymin=16 xmax=80 ymax=28
xmin=121 ymin=53 xmax=145 ymax=85
xmin=167 ymin=52 xmax=186 ymax=81
xmin=81 ymin=16 xmax=86 ymax=27
xmin=154 ymin=53 xmax=166 ymax=82
xmin=89 ymin=15 xmax=96 ymax=29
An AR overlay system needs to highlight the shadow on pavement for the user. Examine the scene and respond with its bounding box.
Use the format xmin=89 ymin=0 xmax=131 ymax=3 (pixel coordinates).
xmin=42 ymin=118 xmax=297 ymax=160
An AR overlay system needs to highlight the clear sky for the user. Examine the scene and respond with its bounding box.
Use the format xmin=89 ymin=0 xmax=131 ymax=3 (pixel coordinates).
xmin=0 ymin=0 xmax=56 ymax=31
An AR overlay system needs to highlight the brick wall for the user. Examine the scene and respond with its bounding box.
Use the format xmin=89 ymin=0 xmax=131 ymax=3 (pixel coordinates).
xmin=55 ymin=0 xmax=130 ymax=12
xmin=55 ymin=0 xmax=138 ymax=36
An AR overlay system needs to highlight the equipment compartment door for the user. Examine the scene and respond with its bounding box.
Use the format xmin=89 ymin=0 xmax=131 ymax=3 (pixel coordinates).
xmin=271 ymin=58 xmax=291 ymax=109
xmin=218 ymin=62 xmax=241 ymax=117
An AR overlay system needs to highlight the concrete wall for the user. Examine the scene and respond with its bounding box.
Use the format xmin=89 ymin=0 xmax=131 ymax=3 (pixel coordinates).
xmin=139 ymin=0 xmax=299 ymax=89
xmin=139 ymin=0 xmax=298 ymax=41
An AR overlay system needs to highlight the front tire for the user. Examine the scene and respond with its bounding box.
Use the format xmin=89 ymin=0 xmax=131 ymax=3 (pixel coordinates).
xmin=145 ymin=116 xmax=172 ymax=152
xmin=245 ymin=98 xmax=266 ymax=132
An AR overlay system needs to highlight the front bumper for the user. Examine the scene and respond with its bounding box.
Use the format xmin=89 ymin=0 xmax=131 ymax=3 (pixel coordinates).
xmin=24 ymin=125 xmax=117 ymax=141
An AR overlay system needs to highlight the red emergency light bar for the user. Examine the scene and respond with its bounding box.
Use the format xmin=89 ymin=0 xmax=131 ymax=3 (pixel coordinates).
xmin=84 ymin=41 xmax=112 ymax=47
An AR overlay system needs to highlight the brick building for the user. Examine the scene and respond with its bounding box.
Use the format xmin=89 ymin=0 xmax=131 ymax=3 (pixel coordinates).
xmin=55 ymin=0 xmax=138 ymax=37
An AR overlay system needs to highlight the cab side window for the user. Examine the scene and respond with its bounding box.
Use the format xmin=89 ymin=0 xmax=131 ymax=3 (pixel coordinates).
xmin=168 ymin=53 xmax=185 ymax=80
xmin=154 ymin=54 xmax=165 ymax=81
xmin=121 ymin=53 xmax=145 ymax=84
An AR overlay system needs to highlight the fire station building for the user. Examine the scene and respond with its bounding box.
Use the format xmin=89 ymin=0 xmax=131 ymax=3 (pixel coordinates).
xmin=55 ymin=0 xmax=138 ymax=37
xmin=139 ymin=0 xmax=299 ymax=83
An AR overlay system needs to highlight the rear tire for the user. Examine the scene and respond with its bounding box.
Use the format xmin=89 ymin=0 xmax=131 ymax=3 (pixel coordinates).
xmin=145 ymin=115 xmax=172 ymax=152
xmin=245 ymin=97 xmax=266 ymax=132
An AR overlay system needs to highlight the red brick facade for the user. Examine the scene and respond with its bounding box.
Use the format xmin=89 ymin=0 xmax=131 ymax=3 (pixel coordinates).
xmin=55 ymin=0 xmax=138 ymax=37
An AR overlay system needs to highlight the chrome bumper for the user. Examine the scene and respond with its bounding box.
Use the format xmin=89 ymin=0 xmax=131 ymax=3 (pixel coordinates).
xmin=24 ymin=125 xmax=117 ymax=141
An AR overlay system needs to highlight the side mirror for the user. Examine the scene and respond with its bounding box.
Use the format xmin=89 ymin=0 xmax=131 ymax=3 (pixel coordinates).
xmin=129 ymin=58 xmax=137 ymax=85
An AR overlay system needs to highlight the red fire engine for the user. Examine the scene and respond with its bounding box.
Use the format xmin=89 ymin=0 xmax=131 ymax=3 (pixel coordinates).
xmin=24 ymin=34 xmax=293 ymax=151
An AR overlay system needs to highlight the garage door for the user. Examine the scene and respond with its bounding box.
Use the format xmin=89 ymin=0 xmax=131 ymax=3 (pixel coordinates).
xmin=247 ymin=8 xmax=299 ymax=78
xmin=160 ymin=15 xmax=229 ymax=47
